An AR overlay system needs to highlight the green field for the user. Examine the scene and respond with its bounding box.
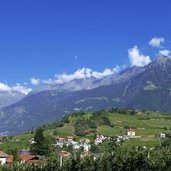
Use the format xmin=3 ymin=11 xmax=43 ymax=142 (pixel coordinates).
xmin=45 ymin=125 xmax=74 ymax=137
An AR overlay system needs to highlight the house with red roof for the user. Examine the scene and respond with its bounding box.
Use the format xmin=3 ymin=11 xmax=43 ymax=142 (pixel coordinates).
xmin=0 ymin=151 xmax=13 ymax=165
xmin=127 ymin=129 xmax=136 ymax=138
xmin=59 ymin=151 xmax=71 ymax=158
xmin=19 ymin=154 xmax=42 ymax=164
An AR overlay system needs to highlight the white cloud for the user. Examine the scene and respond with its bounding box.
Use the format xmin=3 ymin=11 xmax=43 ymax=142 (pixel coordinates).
xmin=128 ymin=46 xmax=151 ymax=67
xmin=0 ymin=83 xmax=11 ymax=91
xmin=149 ymin=37 xmax=164 ymax=48
xmin=0 ymin=82 xmax=32 ymax=95
xmin=43 ymin=66 xmax=121 ymax=85
xmin=30 ymin=77 xmax=40 ymax=85
xmin=159 ymin=49 xmax=170 ymax=56
xmin=91 ymin=68 xmax=118 ymax=79
xmin=0 ymin=66 xmax=123 ymax=93
xmin=12 ymin=83 xmax=32 ymax=95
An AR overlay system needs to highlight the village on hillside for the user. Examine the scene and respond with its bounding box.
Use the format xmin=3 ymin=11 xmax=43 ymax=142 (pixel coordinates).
xmin=0 ymin=128 xmax=166 ymax=165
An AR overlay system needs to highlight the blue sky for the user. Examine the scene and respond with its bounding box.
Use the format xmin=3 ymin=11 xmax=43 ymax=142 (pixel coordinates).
xmin=0 ymin=0 xmax=171 ymax=93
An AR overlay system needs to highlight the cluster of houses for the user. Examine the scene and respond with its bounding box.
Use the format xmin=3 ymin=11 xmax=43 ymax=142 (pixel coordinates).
xmin=0 ymin=129 xmax=167 ymax=165
xmin=94 ymin=134 xmax=106 ymax=145
xmin=56 ymin=136 xmax=91 ymax=152
xmin=0 ymin=147 xmax=76 ymax=166
xmin=94 ymin=129 xmax=166 ymax=146
xmin=94 ymin=129 xmax=136 ymax=146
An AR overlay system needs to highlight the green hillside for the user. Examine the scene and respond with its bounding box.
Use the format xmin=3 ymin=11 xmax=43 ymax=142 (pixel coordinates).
xmin=42 ymin=109 xmax=171 ymax=148
xmin=1 ymin=108 xmax=171 ymax=153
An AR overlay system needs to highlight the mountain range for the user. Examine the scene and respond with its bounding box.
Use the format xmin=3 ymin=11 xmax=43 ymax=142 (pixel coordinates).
xmin=0 ymin=56 xmax=171 ymax=135
xmin=0 ymin=91 xmax=25 ymax=109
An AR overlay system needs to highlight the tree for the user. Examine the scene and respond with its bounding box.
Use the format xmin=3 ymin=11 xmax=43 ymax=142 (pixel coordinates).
xmin=162 ymin=139 xmax=171 ymax=148
xmin=53 ymin=130 xmax=58 ymax=136
xmin=91 ymin=144 xmax=100 ymax=153
xmin=108 ymin=136 xmax=118 ymax=151
xmin=7 ymin=147 xmax=20 ymax=162
xmin=63 ymin=115 xmax=70 ymax=123
xmin=30 ymin=128 xmax=50 ymax=156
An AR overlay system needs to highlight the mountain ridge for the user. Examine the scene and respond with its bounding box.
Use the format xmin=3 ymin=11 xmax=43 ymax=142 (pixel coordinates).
xmin=0 ymin=56 xmax=171 ymax=135
xmin=0 ymin=91 xmax=26 ymax=109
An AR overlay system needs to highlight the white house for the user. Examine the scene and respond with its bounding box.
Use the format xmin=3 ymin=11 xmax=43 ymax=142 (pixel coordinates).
xmin=73 ymin=143 xmax=81 ymax=150
xmin=116 ymin=138 xmax=121 ymax=143
xmin=159 ymin=133 xmax=166 ymax=138
xmin=56 ymin=138 xmax=66 ymax=147
xmin=95 ymin=138 xmax=102 ymax=145
xmin=82 ymin=143 xmax=91 ymax=152
xmin=80 ymin=138 xmax=90 ymax=144
xmin=30 ymin=138 xmax=36 ymax=145
xmin=127 ymin=129 xmax=135 ymax=138
xmin=67 ymin=136 xmax=74 ymax=144
xmin=73 ymin=142 xmax=91 ymax=152
xmin=95 ymin=134 xmax=106 ymax=145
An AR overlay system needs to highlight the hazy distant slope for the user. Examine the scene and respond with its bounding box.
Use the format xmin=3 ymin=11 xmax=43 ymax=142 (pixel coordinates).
xmin=0 ymin=91 xmax=25 ymax=109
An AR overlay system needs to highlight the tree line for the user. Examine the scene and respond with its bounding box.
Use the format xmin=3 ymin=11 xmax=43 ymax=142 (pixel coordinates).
xmin=2 ymin=146 xmax=171 ymax=170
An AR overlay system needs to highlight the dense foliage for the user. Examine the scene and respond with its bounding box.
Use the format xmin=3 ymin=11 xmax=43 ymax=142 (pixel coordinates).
xmin=74 ymin=110 xmax=111 ymax=136
xmin=2 ymin=147 xmax=171 ymax=170
xmin=1 ymin=108 xmax=171 ymax=170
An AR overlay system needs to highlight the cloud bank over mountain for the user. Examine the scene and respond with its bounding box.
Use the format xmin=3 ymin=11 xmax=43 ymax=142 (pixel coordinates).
xmin=42 ymin=66 xmax=121 ymax=85
xmin=128 ymin=46 xmax=151 ymax=67
xmin=1 ymin=36 xmax=171 ymax=94
xmin=159 ymin=50 xmax=170 ymax=57
xmin=0 ymin=82 xmax=31 ymax=95
xmin=30 ymin=78 xmax=40 ymax=85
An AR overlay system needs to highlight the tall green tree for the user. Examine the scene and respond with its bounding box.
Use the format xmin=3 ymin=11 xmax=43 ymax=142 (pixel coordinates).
xmin=30 ymin=128 xmax=50 ymax=156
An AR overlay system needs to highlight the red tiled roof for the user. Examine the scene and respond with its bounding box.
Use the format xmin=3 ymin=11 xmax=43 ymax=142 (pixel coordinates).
xmin=59 ymin=151 xmax=71 ymax=158
xmin=19 ymin=154 xmax=39 ymax=161
xmin=127 ymin=129 xmax=135 ymax=132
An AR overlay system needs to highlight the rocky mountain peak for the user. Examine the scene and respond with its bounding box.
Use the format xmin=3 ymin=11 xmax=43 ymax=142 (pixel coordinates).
xmin=156 ymin=55 xmax=170 ymax=65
